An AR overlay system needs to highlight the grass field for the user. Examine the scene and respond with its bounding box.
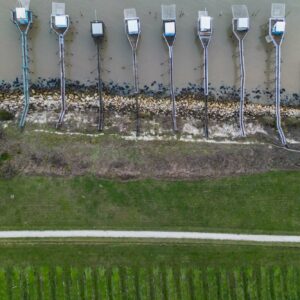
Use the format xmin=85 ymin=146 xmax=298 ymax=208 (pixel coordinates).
xmin=0 ymin=171 xmax=299 ymax=233
xmin=0 ymin=241 xmax=299 ymax=299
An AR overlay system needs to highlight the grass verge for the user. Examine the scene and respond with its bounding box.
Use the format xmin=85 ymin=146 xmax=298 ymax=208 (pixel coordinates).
xmin=0 ymin=171 xmax=299 ymax=234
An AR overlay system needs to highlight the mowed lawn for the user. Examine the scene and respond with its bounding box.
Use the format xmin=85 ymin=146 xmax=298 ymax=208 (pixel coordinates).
xmin=1 ymin=241 xmax=300 ymax=268
xmin=0 ymin=171 xmax=299 ymax=233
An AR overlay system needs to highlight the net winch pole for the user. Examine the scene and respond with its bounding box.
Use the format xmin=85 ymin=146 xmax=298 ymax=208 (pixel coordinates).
xmin=124 ymin=11 xmax=141 ymax=137
xmin=14 ymin=12 xmax=32 ymax=129
xmin=96 ymin=40 xmax=104 ymax=131
xmin=51 ymin=8 xmax=69 ymax=129
xmin=198 ymin=11 xmax=212 ymax=139
xmin=275 ymin=43 xmax=287 ymax=146
xmin=132 ymin=47 xmax=140 ymax=136
xmin=232 ymin=27 xmax=248 ymax=137
xmin=203 ymin=45 xmax=209 ymax=138
xmin=232 ymin=6 xmax=249 ymax=137
xmin=203 ymin=46 xmax=209 ymax=97
xmin=269 ymin=12 xmax=287 ymax=147
xmin=91 ymin=17 xmax=105 ymax=131
xmin=238 ymin=37 xmax=246 ymax=137
xmin=162 ymin=4 xmax=177 ymax=133
xmin=168 ymin=45 xmax=177 ymax=132
xmin=19 ymin=30 xmax=30 ymax=128
xmin=132 ymin=49 xmax=138 ymax=94
xmin=57 ymin=33 xmax=66 ymax=128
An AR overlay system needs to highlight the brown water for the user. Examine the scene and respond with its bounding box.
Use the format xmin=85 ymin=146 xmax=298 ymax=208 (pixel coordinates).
xmin=1 ymin=0 xmax=300 ymax=103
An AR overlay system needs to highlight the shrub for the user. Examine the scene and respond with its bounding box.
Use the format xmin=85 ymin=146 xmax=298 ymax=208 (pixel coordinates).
xmin=0 ymin=110 xmax=14 ymax=121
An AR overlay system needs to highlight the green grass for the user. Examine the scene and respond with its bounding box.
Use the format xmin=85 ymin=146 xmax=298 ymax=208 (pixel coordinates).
xmin=0 ymin=171 xmax=299 ymax=233
xmin=1 ymin=240 xmax=300 ymax=268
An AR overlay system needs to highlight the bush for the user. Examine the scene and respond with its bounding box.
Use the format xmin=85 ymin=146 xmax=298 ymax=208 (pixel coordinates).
xmin=283 ymin=117 xmax=300 ymax=128
xmin=0 ymin=127 xmax=4 ymax=140
xmin=0 ymin=110 xmax=14 ymax=121
xmin=0 ymin=152 xmax=10 ymax=163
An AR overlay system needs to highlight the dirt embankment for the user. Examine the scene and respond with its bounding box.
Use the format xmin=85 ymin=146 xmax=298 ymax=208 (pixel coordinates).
xmin=1 ymin=93 xmax=300 ymax=180
xmin=0 ymin=123 xmax=300 ymax=180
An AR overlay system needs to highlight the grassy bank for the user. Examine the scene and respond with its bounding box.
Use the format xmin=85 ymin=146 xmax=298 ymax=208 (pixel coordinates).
xmin=0 ymin=171 xmax=299 ymax=233
xmin=1 ymin=123 xmax=300 ymax=179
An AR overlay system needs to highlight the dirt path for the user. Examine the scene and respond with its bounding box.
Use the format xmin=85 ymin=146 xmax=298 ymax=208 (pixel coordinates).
xmin=0 ymin=231 xmax=300 ymax=243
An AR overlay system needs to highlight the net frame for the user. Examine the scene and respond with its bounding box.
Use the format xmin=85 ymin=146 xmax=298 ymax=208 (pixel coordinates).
xmin=232 ymin=5 xmax=249 ymax=19
xmin=52 ymin=2 xmax=66 ymax=16
xmin=124 ymin=8 xmax=137 ymax=20
xmin=161 ymin=4 xmax=176 ymax=20
xmin=198 ymin=10 xmax=208 ymax=19
xmin=271 ymin=3 xmax=285 ymax=18
xmin=17 ymin=0 xmax=30 ymax=10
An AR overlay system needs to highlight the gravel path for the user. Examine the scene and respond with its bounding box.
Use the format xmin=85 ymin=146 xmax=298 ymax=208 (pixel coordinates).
xmin=0 ymin=231 xmax=300 ymax=243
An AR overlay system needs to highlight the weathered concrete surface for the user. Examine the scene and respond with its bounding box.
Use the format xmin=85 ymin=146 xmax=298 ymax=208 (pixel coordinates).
xmin=1 ymin=0 xmax=300 ymax=103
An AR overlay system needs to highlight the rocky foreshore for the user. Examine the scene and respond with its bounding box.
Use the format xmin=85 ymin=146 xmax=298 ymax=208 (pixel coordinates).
xmin=1 ymin=91 xmax=300 ymax=121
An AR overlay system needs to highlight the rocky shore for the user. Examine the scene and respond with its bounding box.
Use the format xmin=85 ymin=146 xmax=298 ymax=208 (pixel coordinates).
xmin=1 ymin=92 xmax=300 ymax=180
xmin=1 ymin=90 xmax=300 ymax=121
